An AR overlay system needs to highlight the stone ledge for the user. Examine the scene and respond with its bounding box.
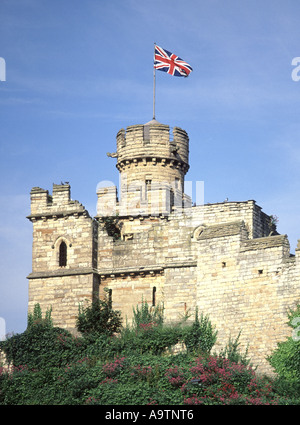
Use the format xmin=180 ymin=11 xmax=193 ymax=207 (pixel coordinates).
xmin=116 ymin=156 xmax=189 ymax=172
xmin=240 ymin=234 xmax=289 ymax=252
xmin=27 ymin=260 xmax=198 ymax=281
xmin=163 ymin=260 xmax=197 ymax=269
xmin=27 ymin=268 xmax=97 ymax=279
xmin=197 ymin=220 xmax=247 ymax=240
xmin=26 ymin=209 xmax=91 ymax=221
xmin=98 ymin=260 xmax=197 ymax=278
xmin=283 ymin=255 xmax=296 ymax=265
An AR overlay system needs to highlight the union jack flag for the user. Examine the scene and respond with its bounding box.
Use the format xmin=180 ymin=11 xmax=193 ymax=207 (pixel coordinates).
xmin=154 ymin=45 xmax=193 ymax=77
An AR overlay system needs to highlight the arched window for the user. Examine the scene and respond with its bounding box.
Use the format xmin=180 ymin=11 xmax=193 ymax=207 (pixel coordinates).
xmin=59 ymin=241 xmax=67 ymax=267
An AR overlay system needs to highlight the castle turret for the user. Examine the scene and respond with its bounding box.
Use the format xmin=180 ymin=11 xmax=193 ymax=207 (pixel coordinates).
xmin=27 ymin=183 xmax=98 ymax=331
xmin=98 ymin=120 xmax=191 ymax=217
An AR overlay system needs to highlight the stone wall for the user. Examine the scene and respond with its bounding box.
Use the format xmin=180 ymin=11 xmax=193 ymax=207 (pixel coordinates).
xmin=26 ymin=109 xmax=298 ymax=379
xmin=96 ymin=208 xmax=299 ymax=374
xmin=194 ymin=224 xmax=300 ymax=373
xmin=26 ymin=179 xmax=298 ymax=375
xmin=27 ymin=184 xmax=98 ymax=332
xmin=28 ymin=274 xmax=98 ymax=332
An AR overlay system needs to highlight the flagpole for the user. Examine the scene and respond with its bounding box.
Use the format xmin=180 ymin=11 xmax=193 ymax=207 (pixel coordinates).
xmin=153 ymin=42 xmax=156 ymax=120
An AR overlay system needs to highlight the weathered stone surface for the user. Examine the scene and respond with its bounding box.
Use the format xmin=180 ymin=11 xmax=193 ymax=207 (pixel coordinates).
xmin=26 ymin=123 xmax=300 ymax=376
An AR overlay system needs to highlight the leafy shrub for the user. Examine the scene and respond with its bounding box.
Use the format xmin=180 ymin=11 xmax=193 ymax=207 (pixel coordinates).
xmin=0 ymin=303 xmax=88 ymax=371
xmin=0 ymin=322 xmax=86 ymax=370
xmin=183 ymin=307 xmax=217 ymax=355
xmin=1 ymin=302 xmax=300 ymax=405
xmin=84 ymin=353 xmax=189 ymax=405
xmin=111 ymin=323 xmax=182 ymax=356
xmin=132 ymin=299 xmax=164 ymax=328
xmin=85 ymin=333 xmax=119 ymax=359
xmin=102 ymin=355 xmax=126 ymax=378
xmin=182 ymin=355 xmax=280 ymax=405
xmin=164 ymin=365 xmax=188 ymax=388
xmin=218 ymin=331 xmax=252 ymax=367
xmin=0 ymin=338 xmax=295 ymax=405
xmin=268 ymin=304 xmax=300 ymax=382
xmin=271 ymin=376 xmax=300 ymax=404
xmin=107 ymin=304 xmax=217 ymax=357
xmin=27 ymin=303 xmax=53 ymax=328
xmin=76 ymin=291 xmax=122 ymax=338
xmin=133 ymin=324 xmax=181 ymax=355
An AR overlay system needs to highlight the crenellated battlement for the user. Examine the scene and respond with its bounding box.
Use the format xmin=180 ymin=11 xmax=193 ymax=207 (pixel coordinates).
xmin=30 ymin=187 xmax=52 ymax=215
xmin=116 ymin=121 xmax=189 ymax=169
xmin=28 ymin=183 xmax=89 ymax=220
xmin=103 ymin=121 xmax=191 ymax=217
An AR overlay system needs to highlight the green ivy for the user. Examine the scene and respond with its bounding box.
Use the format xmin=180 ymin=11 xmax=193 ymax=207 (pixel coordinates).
xmin=1 ymin=303 xmax=300 ymax=405
xmin=101 ymin=216 xmax=121 ymax=240
xmin=0 ymin=323 xmax=86 ymax=370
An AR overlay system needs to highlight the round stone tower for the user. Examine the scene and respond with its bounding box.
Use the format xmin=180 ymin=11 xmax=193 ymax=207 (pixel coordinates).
xmin=115 ymin=119 xmax=190 ymax=216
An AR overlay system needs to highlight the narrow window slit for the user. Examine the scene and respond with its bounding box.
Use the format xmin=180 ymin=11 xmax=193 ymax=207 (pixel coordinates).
xmin=108 ymin=289 xmax=112 ymax=307
xmin=59 ymin=241 xmax=67 ymax=267
xmin=152 ymin=286 xmax=156 ymax=306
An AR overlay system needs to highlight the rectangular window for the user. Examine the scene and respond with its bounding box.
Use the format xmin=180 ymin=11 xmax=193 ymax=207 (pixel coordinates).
xmin=145 ymin=180 xmax=151 ymax=199
xmin=143 ymin=125 xmax=150 ymax=144
xmin=152 ymin=287 xmax=156 ymax=307
xmin=170 ymin=189 xmax=174 ymax=209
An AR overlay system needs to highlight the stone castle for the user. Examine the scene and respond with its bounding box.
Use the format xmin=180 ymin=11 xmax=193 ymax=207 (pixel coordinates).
xmin=27 ymin=119 xmax=300 ymax=374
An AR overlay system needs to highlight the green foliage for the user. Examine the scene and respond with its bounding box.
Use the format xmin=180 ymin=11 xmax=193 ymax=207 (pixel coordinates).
xmin=0 ymin=316 xmax=86 ymax=370
xmin=1 ymin=302 xmax=300 ymax=405
xmin=76 ymin=292 xmax=122 ymax=338
xmin=27 ymin=303 xmax=53 ymax=329
xmin=102 ymin=216 xmax=121 ymax=240
xmin=268 ymin=304 xmax=300 ymax=382
xmin=114 ymin=324 xmax=182 ymax=356
xmin=132 ymin=299 xmax=164 ymax=328
xmin=0 ymin=349 xmax=289 ymax=405
xmin=271 ymin=376 xmax=300 ymax=404
xmin=218 ymin=331 xmax=252 ymax=367
xmin=183 ymin=307 xmax=217 ymax=355
xmin=181 ymin=355 xmax=280 ymax=405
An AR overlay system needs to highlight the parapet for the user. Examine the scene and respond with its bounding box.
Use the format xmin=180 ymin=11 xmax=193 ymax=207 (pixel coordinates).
xmin=196 ymin=221 xmax=248 ymax=241
xmin=96 ymin=185 xmax=118 ymax=217
xmin=240 ymin=234 xmax=290 ymax=253
xmin=28 ymin=183 xmax=89 ymax=220
xmin=30 ymin=187 xmax=52 ymax=215
xmin=116 ymin=121 xmax=189 ymax=172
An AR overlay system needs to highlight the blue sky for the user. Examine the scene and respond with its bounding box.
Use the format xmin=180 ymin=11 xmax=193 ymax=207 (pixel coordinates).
xmin=1 ymin=0 xmax=300 ymax=336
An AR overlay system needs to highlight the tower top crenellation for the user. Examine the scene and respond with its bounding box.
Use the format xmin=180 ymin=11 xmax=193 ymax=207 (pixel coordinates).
xmin=98 ymin=120 xmax=191 ymax=217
